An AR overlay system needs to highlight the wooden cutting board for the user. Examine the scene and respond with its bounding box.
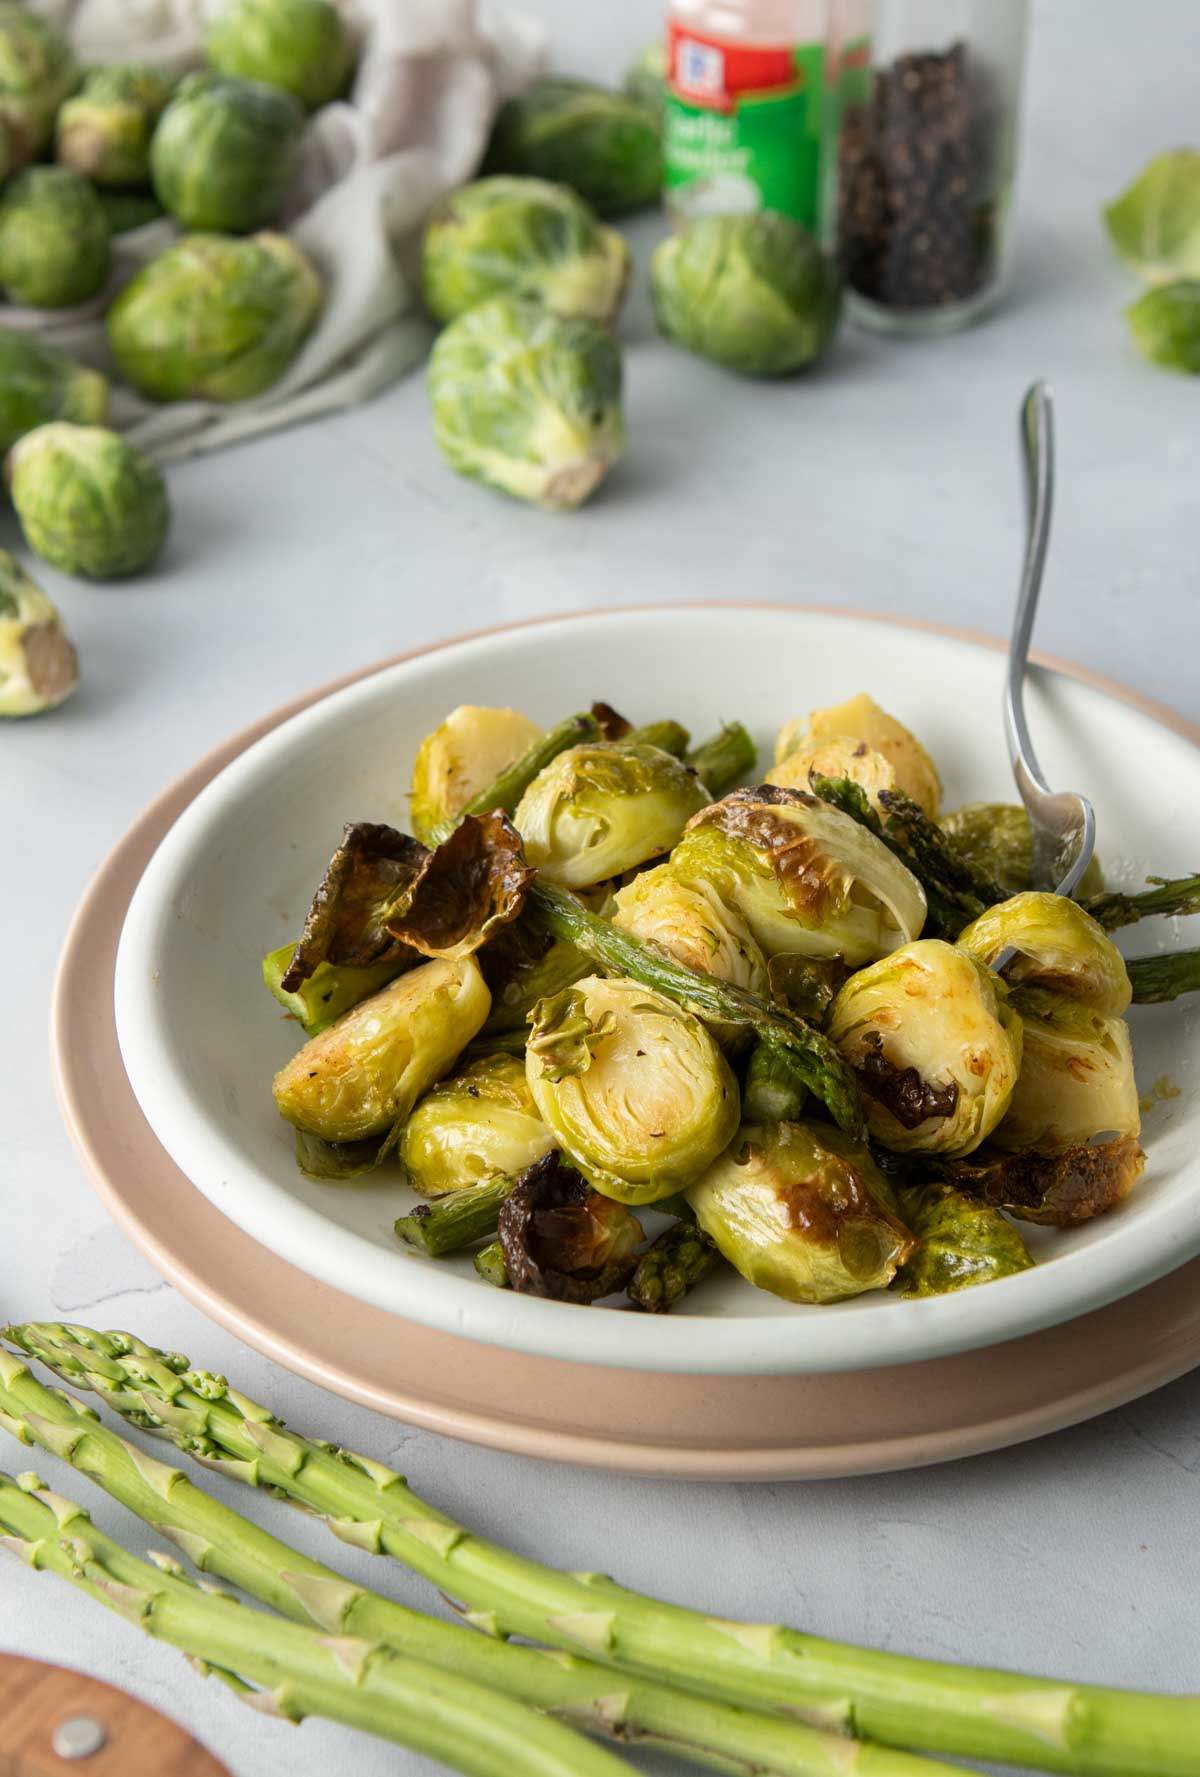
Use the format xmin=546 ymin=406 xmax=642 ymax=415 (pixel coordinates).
xmin=0 ymin=1656 xmax=232 ymax=1777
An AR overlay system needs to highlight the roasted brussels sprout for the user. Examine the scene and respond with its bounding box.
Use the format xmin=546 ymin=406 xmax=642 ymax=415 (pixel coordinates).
xmin=6 ymin=423 xmax=170 ymax=581
xmin=0 ymin=169 xmax=110 ymax=309
xmin=273 ymin=955 xmax=491 ymax=1143
xmin=497 ymin=1150 xmax=644 ymax=1302
xmin=993 ymin=987 xmax=1140 ymax=1156
xmin=150 ymin=72 xmax=304 ymax=233
xmin=107 ymin=232 xmax=322 ymax=403
xmin=427 ymin=295 xmax=624 ymax=510
xmin=480 ymin=919 xmax=589 ymax=1034
xmin=0 ymin=328 xmax=107 ymax=455
xmin=688 ymin=1120 xmax=914 ymax=1304
xmin=938 ymin=802 xmax=1105 ymax=899
xmin=957 ymin=893 xmax=1132 ymax=1016
xmin=941 ymin=1134 xmax=1145 ymax=1229
xmin=526 ymin=975 xmax=739 ymax=1204
xmin=612 ymin=861 xmax=769 ymax=1043
xmin=775 ymin=693 xmax=942 ymax=818
xmin=410 ymin=704 xmax=543 ymax=846
xmin=894 ymin=1182 xmax=1033 ymax=1297
xmin=0 ymin=550 xmax=78 ymax=718
xmin=400 ymin=1052 xmax=554 ymax=1196
xmin=827 ymin=940 xmax=1023 ymax=1155
xmin=421 ymin=177 xmax=630 ymax=326
xmin=262 ymin=943 xmax=409 ymax=1038
xmin=651 ymin=213 xmax=841 ymax=378
xmin=96 ymin=190 xmax=165 ymax=235
xmin=516 ymin=742 xmax=708 ymax=889
xmin=768 ymin=737 xmax=898 ymax=811
xmin=0 ymin=5 xmax=77 ymax=166
xmin=484 ymin=78 xmax=662 ymax=216
xmin=206 ymin=0 xmax=357 ymax=110
xmin=624 ymin=42 xmax=667 ymax=115
xmin=281 ymin=821 xmax=426 ymax=991
xmin=671 ymin=785 xmax=926 ymax=967
xmin=55 ymin=64 xmax=174 ymax=187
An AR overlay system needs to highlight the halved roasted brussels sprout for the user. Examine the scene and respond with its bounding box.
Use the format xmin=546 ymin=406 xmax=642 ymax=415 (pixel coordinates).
xmin=941 ymin=1134 xmax=1145 ymax=1228
xmin=775 ymin=694 xmax=942 ymax=818
xmin=993 ymin=987 xmax=1141 ymax=1155
xmin=671 ymin=785 xmax=926 ymax=966
xmin=497 ymin=1150 xmax=644 ymax=1301
xmin=612 ymin=862 xmax=769 ymax=1042
xmin=410 ymin=704 xmax=543 ymax=846
xmin=938 ymin=802 xmax=1105 ymax=899
xmin=526 ymin=975 xmax=739 ymax=1204
xmin=688 ymin=1120 xmax=915 ymax=1304
xmin=273 ymin=955 xmax=490 ymax=1143
xmin=262 ymin=943 xmax=408 ymax=1038
xmin=827 ymin=940 xmax=1023 ymax=1155
xmin=894 ymin=1181 xmax=1033 ymax=1297
xmin=400 ymin=1052 xmax=553 ymax=1196
xmin=481 ymin=919 xmax=589 ymax=1034
xmin=768 ymin=737 xmax=898 ymax=811
xmin=957 ymin=893 xmax=1131 ymax=1016
xmin=515 ymin=742 xmax=709 ymax=889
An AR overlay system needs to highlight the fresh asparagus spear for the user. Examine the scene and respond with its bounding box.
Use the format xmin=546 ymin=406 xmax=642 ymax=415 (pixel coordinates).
xmin=627 ymin=1224 xmax=720 ymax=1313
xmin=688 ymin=723 xmax=757 ymax=797
xmin=1083 ymin=874 xmax=1200 ymax=932
xmin=427 ymin=711 xmax=603 ymax=847
xmin=624 ymin=719 xmax=691 ymax=757
xmin=396 ymin=1178 xmax=512 ymax=1258
xmin=1126 ymin=948 xmax=1200 ymax=1004
xmin=527 ymin=881 xmax=864 ymax=1138
xmin=0 ymin=1353 xmax=928 ymax=1777
xmin=14 ymin=1322 xmax=1200 ymax=1777
xmin=742 ymin=1042 xmax=808 ymax=1124
xmin=474 ymin=1240 xmax=510 ymax=1288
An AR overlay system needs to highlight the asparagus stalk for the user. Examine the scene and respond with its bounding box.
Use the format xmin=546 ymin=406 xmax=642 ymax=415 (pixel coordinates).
xmin=0 ymin=1353 xmax=934 ymax=1777
xmin=627 ymin=1224 xmax=719 ymax=1313
xmin=625 ymin=719 xmax=691 ymax=757
xmin=742 ymin=1042 xmax=809 ymax=1124
xmin=688 ymin=723 xmax=758 ymax=797
xmin=395 ymin=1178 xmax=512 ymax=1258
xmin=809 ymin=778 xmax=988 ymax=936
xmin=1084 ymin=874 xmax=1200 ymax=932
xmin=428 ymin=711 xmax=602 ymax=847
xmin=474 ymin=1240 xmax=510 ymax=1288
xmin=527 ymin=881 xmax=864 ymax=1138
xmin=1126 ymin=947 xmax=1200 ymax=1004
xmin=13 ymin=1323 xmax=1200 ymax=1777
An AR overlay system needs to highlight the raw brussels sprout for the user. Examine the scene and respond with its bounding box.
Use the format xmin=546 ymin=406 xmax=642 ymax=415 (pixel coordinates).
xmin=421 ymin=177 xmax=630 ymax=326
xmin=150 ymin=71 xmax=304 ymax=233
xmin=1126 ymin=280 xmax=1200 ymax=375
xmin=0 ymin=327 xmax=108 ymax=455
xmin=993 ymin=987 xmax=1141 ymax=1156
xmin=624 ymin=42 xmax=667 ymax=115
xmin=273 ymin=955 xmax=491 ymax=1142
xmin=6 ymin=423 xmax=170 ymax=581
xmin=515 ymin=741 xmax=708 ymax=888
xmin=612 ymin=861 xmax=769 ymax=1043
xmin=497 ymin=1150 xmax=644 ymax=1302
xmin=651 ymin=213 xmax=841 ymax=378
xmin=0 ymin=168 xmax=110 ymax=309
xmin=107 ymin=232 xmax=322 ymax=403
xmin=484 ymin=77 xmax=662 ymax=217
xmin=427 ymin=295 xmax=624 ymax=510
xmin=206 ymin=0 xmax=356 ymax=110
xmin=526 ymin=975 xmax=739 ymax=1205
xmin=775 ymin=694 xmax=942 ymax=818
xmin=894 ymin=1182 xmax=1033 ymax=1297
xmin=671 ymin=785 xmax=927 ymax=967
xmin=827 ymin=939 xmax=1023 ymax=1156
xmin=0 ymin=5 xmax=77 ymax=166
xmin=400 ymin=1052 xmax=554 ymax=1197
xmin=768 ymin=737 xmax=898 ymax=811
xmin=0 ymin=550 xmax=78 ymax=718
xmin=262 ymin=943 xmax=409 ymax=1038
xmin=1104 ymin=150 xmax=1200 ymax=284
xmin=410 ymin=704 xmax=544 ymax=846
xmin=938 ymin=802 xmax=1105 ymax=899
xmin=688 ymin=1120 xmax=914 ymax=1305
xmin=96 ymin=190 xmax=165 ymax=235
xmin=956 ymin=892 xmax=1131 ymax=1016
xmin=55 ymin=64 xmax=174 ymax=187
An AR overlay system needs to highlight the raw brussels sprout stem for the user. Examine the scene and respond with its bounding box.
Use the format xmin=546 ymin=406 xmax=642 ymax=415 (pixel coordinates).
xmin=427 ymin=710 xmax=603 ymax=846
xmin=528 ymin=880 xmax=865 ymax=1137
xmin=1083 ymin=874 xmax=1200 ymax=932
xmin=394 ymin=1177 xmax=513 ymax=1257
xmin=1126 ymin=947 xmax=1200 ymax=1003
xmin=627 ymin=1222 xmax=720 ymax=1312
xmin=13 ymin=1323 xmax=1200 ymax=1777
xmin=742 ymin=1042 xmax=809 ymax=1124
xmin=688 ymin=722 xmax=757 ymax=797
xmin=624 ymin=718 xmax=691 ymax=757
xmin=473 ymin=1241 xmax=510 ymax=1288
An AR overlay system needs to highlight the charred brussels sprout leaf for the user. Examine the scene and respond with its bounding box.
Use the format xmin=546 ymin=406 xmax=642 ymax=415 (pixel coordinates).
xmin=400 ymin=1052 xmax=553 ymax=1198
xmin=957 ymin=892 xmax=1132 ymax=1016
xmin=421 ymin=177 xmax=630 ymax=326
xmin=384 ymin=812 xmax=533 ymax=962
xmin=0 ymin=328 xmax=107 ymax=455
xmin=262 ymin=944 xmax=408 ymax=1038
xmin=672 ymin=785 xmax=926 ymax=967
xmin=688 ymin=1120 xmax=915 ymax=1305
xmin=894 ymin=1182 xmax=1033 ymax=1297
xmin=107 ymin=232 xmax=322 ymax=403
xmin=55 ymin=64 xmax=174 ymax=187
xmin=526 ymin=975 xmax=739 ymax=1205
xmin=1126 ymin=280 xmax=1200 ymax=374
xmin=0 ymin=5 xmax=78 ymax=166
xmin=516 ymin=742 xmax=708 ymax=889
xmin=994 ymin=987 xmax=1141 ymax=1155
xmin=484 ymin=78 xmax=662 ymax=217
xmin=0 ymin=550 xmax=78 ymax=718
xmin=939 ymin=802 xmax=1104 ymax=899
xmin=6 ymin=423 xmax=169 ymax=581
xmin=776 ymin=693 xmax=942 ymax=818
xmin=206 ymin=0 xmax=357 ymax=111
xmin=150 ymin=72 xmax=304 ymax=233
xmin=497 ymin=1150 xmax=644 ymax=1302
xmin=939 ymin=1135 xmax=1145 ymax=1228
xmin=828 ymin=940 xmax=1023 ymax=1156
xmin=410 ymin=704 xmax=543 ymax=845
xmin=0 ymin=168 xmax=110 ymax=309
xmin=273 ymin=956 xmax=491 ymax=1143
xmin=281 ymin=822 xmax=427 ymax=991
xmin=613 ymin=861 xmax=769 ymax=1043
xmin=651 ymin=213 xmax=841 ymax=378
xmin=427 ymin=295 xmax=624 ymax=510
xmin=1104 ymin=150 xmax=1200 ymax=284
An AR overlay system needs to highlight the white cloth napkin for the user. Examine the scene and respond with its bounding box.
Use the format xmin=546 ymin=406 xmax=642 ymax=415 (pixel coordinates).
xmin=6 ymin=0 xmax=545 ymax=462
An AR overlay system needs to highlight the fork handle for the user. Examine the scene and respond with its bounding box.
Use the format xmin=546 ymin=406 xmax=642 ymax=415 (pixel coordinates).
xmin=1004 ymin=380 xmax=1055 ymax=800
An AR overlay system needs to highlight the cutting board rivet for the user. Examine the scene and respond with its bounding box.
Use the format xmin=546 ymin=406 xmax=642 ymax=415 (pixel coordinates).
xmin=51 ymin=1716 xmax=107 ymax=1760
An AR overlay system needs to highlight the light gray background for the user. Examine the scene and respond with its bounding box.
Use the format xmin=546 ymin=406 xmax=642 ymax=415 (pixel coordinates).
xmin=3 ymin=2 xmax=1199 ymax=1772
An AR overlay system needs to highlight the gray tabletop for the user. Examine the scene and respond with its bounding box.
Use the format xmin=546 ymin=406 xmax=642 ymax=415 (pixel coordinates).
xmin=3 ymin=2 xmax=1199 ymax=1773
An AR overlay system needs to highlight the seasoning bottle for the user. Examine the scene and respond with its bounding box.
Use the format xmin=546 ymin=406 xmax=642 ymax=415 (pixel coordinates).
xmin=663 ymin=0 xmax=832 ymax=236
xmin=835 ymin=0 xmax=1029 ymax=332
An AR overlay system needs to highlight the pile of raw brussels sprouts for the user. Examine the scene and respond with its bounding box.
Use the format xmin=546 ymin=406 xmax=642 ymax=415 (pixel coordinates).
xmin=262 ymin=693 xmax=1199 ymax=1314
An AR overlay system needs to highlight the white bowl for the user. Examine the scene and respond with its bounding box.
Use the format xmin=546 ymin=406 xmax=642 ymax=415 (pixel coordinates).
xmin=115 ymin=607 xmax=1200 ymax=1374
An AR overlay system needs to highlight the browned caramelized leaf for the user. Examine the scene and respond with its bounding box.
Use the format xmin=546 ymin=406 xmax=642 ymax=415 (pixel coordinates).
xmin=940 ymin=1135 xmax=1145 ymax=1228
xmin=385 ymin=812 xmax=534 ymax=962
xmin=497 ymin=1151 xmax=643 ymax=1304
xmin=590 ymin=700 xmax=632 ymax=741
xmin=855 ymin=1031 xmax=960 ymax=1131
xmin=281 ymin=822 xmax=426 ymax=992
